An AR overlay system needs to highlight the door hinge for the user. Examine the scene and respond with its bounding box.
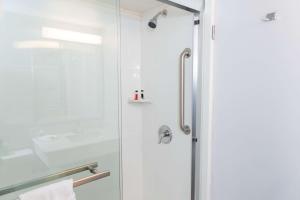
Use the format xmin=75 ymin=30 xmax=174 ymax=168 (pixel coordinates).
xmin=194 ymin=20 xmax=200 ymax=25
xmin=212 ymin=25 xmax=216 ymax=40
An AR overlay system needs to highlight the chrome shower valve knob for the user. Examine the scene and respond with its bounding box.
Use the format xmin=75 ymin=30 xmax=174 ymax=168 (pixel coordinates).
xmin=158 ymin=125 xmax=173 ymax=144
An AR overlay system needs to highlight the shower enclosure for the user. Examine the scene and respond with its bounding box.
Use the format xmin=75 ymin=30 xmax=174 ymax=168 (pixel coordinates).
xmin=120 ymin=2 xmax=201 ymax=200
xmin=0 ymin=0 xmax=201 ymax=200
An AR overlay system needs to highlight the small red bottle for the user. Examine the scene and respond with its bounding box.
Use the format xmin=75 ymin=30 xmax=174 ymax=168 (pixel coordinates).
xmin=134 ymin=90 xmax=139 ymax=101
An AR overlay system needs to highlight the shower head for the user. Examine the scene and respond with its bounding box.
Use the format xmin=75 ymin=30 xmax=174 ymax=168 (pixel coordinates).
xmin=148 ymin=9 xmax=168 ymax=29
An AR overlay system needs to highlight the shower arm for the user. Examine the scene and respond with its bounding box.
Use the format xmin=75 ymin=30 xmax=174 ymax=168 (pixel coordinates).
xmin=150 ymin=9 xmax=167 ymax=21
xmin=180 ymin=48 xmax=192 ymax=135
xmin=153 ymin=10 xmax=165 ymax=19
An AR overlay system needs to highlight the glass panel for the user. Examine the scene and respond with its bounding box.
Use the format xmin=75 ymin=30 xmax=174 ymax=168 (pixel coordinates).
xmin=0 ymin=0 xmax=120 ymax=199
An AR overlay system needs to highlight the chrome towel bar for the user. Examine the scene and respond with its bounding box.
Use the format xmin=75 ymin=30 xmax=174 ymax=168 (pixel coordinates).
xmin=73 ymin=170 xmax=110 ymax=188
xmin=0 ymin=162 xmax=110 ymax=196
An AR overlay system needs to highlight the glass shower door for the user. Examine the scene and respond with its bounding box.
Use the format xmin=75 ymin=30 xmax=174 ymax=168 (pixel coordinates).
xmin=0 ymin=0 xmax=120 ymax=199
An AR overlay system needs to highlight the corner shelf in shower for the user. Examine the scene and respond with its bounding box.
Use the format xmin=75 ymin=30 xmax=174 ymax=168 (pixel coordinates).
xmin=128 ymin=99 xmax=151 ymax=104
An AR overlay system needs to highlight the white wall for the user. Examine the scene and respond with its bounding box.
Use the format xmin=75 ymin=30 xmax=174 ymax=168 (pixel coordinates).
xmin=211 ymin=0 xmax=300 ymax=200
xmin=120 ymin=11 xmax=144 ymax=200
xmin=198 ymin=0 xmax=215 ymax=200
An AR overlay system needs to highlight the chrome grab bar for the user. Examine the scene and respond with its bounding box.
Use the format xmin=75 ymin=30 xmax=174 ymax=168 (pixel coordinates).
xmin=180 ymin=48 xmax=192 ymax=135
xmin=0 ymin=162 xmax=110 ymax=196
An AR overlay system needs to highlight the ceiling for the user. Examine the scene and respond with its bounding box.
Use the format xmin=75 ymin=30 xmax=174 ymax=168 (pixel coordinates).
xmin=120 ymin=0 xmax=163 ymax=13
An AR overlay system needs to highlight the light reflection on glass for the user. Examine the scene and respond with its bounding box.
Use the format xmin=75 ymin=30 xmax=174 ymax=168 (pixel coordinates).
xmin=42 ymin=27 xmax=102 ymax=45
xmin=14 ymin=40 xmax=60 ymax=49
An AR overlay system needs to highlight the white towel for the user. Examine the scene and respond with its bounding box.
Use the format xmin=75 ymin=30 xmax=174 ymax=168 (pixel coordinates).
xmin=19 ymin=179 xmax=76 ymax=200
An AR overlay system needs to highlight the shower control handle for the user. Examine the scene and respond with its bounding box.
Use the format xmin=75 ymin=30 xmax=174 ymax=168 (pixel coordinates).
xmin=159 ymin=125 xmax=172 ymax=144
xmin=180 ymin=48 xmax=192 ymax=135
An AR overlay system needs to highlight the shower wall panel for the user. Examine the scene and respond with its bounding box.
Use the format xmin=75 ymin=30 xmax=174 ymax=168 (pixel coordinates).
xmin=141 ymin=5 xmax=194 ymax=200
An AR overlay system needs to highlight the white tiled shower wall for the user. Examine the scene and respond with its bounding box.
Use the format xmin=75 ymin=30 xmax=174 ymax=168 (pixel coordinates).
xmin=121 ymin=11 xmax=144 ymax=200
xmin=121 ymin=5 xmax=194 ymax=200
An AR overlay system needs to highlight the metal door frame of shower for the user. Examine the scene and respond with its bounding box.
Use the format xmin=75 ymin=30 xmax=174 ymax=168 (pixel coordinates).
xmin=157 ymin=0 xmax=201 ymax=13
xmin=154 ymin=1 xmax=202 ymax=200
xmin=191 ymin=14 xmax=200 ymax=200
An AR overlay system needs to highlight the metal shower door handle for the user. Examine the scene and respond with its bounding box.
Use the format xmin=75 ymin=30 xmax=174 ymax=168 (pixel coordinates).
xmin=179 ymin=48 xmax=192 ymax=135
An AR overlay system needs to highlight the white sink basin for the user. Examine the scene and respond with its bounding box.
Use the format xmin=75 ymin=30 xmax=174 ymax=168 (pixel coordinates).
xmin=33 ymin=132 xmax=118 ymax=167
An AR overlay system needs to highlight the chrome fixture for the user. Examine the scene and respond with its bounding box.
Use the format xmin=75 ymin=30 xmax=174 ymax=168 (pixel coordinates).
xmin=191 ymin=16 xmax=200 ymax=200
xmin=156 ymin=0 xmax=200 ymax=14
xmin=148 ymin=9 xmax=168 ymax=29
xmin=180 ymin=48 xmax=192 ymax=135
xmin=0 ymin=162 xmax=110 ymax=196
xmin=159 ymin=125 xmax=173 ymax=144
xmin=263 ymin=12 xmax=278 ymax=22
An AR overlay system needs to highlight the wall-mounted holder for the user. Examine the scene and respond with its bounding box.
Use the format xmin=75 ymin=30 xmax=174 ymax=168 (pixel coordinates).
xmin=128 ymin=99 xmax=151 ymax=104
xmin=128 ymin=89 xmax=150 ymax=104
xmin=262 ymin=12 xmax=278 ymax=22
